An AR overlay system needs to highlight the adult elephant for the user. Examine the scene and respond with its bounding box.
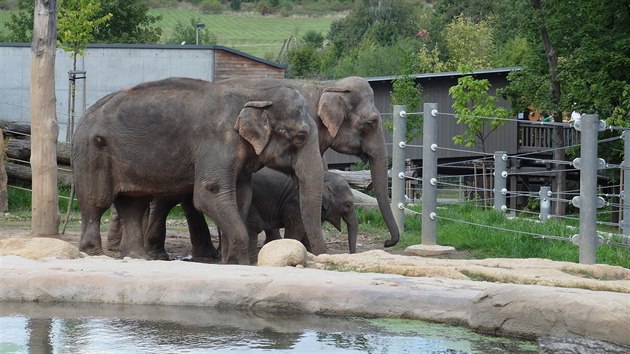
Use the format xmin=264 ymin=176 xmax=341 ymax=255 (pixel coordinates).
xmin=224 ymin=76 xmax=399 ymax=248
xmin=107 ymin=76 xmax=400 ymax=259
xmin=71 ymin=77 xmax=324 ymax=264
xmin=247 ymin=168 xmax=358 ymax=261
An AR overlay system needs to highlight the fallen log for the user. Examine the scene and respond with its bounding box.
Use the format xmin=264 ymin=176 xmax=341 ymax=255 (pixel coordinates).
xmin=0 ymin=120 xmax=31 ymax=137
xmin=5 ymin=161 xmax=72 ymax=187
xmin=5 ymin=137 xmax=71 ymax=165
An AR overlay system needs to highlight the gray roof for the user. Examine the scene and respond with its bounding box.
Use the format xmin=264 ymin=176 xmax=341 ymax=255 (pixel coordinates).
xmin=365 ymin=67 xmax=521 ymax=82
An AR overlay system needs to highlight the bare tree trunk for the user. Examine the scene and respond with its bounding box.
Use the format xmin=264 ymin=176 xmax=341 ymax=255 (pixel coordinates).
xmin=531 ymin=0 xmax=566 ymax=216
xmin=31 ymin=0 xmax=60 ymax=235
xmin=0 ymin=131 xmax=8 ymax=212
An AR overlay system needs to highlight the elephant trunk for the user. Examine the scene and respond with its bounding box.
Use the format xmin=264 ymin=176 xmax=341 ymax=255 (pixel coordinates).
xmin=343 ymin=210 xmax=359 ymax=254
xmin=367 ymin=133 xmax=400 ymax=247
xmin=294 ymin=143 xmax=326 ymax=255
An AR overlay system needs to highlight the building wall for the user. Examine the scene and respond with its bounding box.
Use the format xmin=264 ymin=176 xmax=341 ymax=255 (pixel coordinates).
xmin=213 ymin=49 xmax=285 ymax=81
xmin=0 ymin=43 xmax=215 ymax=141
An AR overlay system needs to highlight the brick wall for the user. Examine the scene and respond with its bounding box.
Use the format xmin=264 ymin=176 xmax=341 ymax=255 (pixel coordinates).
xmin=214 ymin=49 xmax=285 ymax=81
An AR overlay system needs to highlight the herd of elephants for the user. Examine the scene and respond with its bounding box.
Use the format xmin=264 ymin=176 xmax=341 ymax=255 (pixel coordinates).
xmin=70 ymin=76 xmax=400 ymax=265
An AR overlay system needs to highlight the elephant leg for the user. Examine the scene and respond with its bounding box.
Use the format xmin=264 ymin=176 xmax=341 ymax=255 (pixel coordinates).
xmin=263 ymin=229 xmax=282 ymax=244
xmin=78 ymin=204 xmax=108 ymax=256
xmin=106 ymin=205 xmax=122 ymax=252
xmin=194 ymin=186 xmax=250 ymax=265
xmin=115 ymin=195 xmax=152 ymax=259
xmin=180 ymin=195 xmax=221 ymax=262
xmin=144 ymin=197 xmax=178 ymax=261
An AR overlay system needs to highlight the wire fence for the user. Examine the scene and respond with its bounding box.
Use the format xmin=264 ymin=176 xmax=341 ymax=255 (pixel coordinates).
xmin=389 ymin=104 xmax=630 ymax=260
xmin=3 ymin=101 xmax=630 ymax=256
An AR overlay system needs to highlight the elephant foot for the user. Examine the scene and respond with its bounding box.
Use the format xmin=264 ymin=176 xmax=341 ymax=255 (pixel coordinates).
xmin=147 ymin=250 xmax=171 ymax=261
xmin=121 ymin=248 xmax=152 ymax=260
xmin=80 ymin=246 xmax=104 ymax=256
xmin=190 ymin=256 xmax=217 ymax=264
xmin=192 ymin=247 xmax=221 ymax=261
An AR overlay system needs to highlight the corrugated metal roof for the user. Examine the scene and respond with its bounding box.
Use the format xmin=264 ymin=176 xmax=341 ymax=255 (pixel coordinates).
xmin=365 ymin=67 xmax=521 ymax=82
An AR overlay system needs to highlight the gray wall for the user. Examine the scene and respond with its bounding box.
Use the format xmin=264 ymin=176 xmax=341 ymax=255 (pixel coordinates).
xmin=0 ymin=43 xmax=214 ymax=141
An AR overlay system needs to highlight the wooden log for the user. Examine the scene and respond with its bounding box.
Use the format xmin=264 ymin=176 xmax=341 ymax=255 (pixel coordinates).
xmin=5 ymin=161 xmax=72 ymax=187
xmin=5 ymin=138 xmax=71 ymax=165
xmin=328 ymin=169 xmax=374 ymax=189
xmin=0 ymin=120 xmax=31 ymax=137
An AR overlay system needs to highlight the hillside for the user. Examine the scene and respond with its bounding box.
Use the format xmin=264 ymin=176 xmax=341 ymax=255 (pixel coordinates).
xmin=151 ymin=9 xmax=342 ymax=59
xmin=0 ymin=7 xmax=342 ymax=60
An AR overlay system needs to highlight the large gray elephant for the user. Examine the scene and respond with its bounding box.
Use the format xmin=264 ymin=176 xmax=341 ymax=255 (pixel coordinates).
xmin=247 ymin=168 xmax=358 ymax=259
xmin=224 ymin=76 xmax=399 ymax=248
xmin=71 ymin=77 xmax=325 ymax=264
xmin=106 ymin=76 xmax=399 ymax=259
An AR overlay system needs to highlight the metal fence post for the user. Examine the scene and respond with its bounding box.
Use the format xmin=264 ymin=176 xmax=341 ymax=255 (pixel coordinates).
xmin=539 ymin=186 xmax=551 ymax=222
xmin=391 ymin=105 xmax=406 ymax=233
xmin=493 ymin=151 xmax=507 ymax=213
xmin=573 ymin=113 xmax=600 ymax=264
xmin=622 ymin=131 xmax=630 ymax=243
xmin=422 ymin=103 xmax=438 ymax=245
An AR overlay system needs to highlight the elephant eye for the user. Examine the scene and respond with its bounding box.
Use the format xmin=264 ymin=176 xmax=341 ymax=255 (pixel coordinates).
xmin=293 ymin=132 xmax=307 ymax=146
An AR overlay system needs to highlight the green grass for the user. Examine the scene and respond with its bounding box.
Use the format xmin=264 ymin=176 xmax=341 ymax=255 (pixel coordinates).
xmin=5 ymin=186 xmax=629 ymax=268
xmin=151 ymin=9 xmax=339 ymax=58
xmin=0 ymin=8 xmax=339 ymax=59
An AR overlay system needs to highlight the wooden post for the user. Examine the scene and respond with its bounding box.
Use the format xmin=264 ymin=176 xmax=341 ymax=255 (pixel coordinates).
xmin=31 ymin=0 xmax=60 ymax=235
xmin=0 ymin=131 xmax=8 ymax=212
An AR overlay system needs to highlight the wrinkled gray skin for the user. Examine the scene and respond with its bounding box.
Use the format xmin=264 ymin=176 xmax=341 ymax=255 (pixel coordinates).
xmin=222 ymin=76 xmax=399 ymax=248
xmin=71 ymin=77 xmax=324 ymax=265
xmin=247 ymin=168 xmax=358 ymax=261
xmin=107 ymin=76 xmax=399 ymax=259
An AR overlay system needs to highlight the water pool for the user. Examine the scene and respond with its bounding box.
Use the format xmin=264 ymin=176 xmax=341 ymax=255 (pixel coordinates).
xmin=0 ymin=302 xmax=537 ymax=353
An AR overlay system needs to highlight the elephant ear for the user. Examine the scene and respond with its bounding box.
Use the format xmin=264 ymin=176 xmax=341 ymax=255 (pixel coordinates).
xmin=322 ymin=183 xmax=333 ymax=211
xmin=234 ymin=101 xmax=273 ymax=155
xmin=318 ymin=87 xmax=350 ymax=138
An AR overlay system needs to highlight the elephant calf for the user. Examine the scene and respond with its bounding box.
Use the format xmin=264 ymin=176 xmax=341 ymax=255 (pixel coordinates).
xmin=247 ymin=168 xmax=358 ymax=260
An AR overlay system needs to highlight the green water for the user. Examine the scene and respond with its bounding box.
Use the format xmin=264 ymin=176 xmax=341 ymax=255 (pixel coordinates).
xmin=0 ymin=302 xmax=537 ymax=353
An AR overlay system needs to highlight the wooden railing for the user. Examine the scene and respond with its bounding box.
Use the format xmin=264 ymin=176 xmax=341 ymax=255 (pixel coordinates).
xmin=518 ymin=121 xmax=579 ymax=153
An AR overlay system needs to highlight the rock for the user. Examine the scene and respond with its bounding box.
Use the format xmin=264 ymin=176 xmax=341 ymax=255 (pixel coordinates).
xmin=0 ymin=237 xmax=81 ymax=260
xmin=257 ymin=239 xmax=308 ymax=267
xmin=538 ymin=336 xmax=630 ymax=353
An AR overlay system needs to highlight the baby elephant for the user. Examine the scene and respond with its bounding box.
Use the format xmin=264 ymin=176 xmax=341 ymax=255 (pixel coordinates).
xmin=247 ymin=168 xmax=358 ymax=258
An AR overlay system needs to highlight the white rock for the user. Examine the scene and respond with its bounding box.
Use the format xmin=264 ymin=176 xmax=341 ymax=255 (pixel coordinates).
xmin=257 ymin=239 xmax=307 ymax=267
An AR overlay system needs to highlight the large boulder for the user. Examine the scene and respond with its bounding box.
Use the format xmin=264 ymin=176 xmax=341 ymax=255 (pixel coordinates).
xmin=257 ymin=239 xmax=309 ymax=267
xmin=0 ymin=237 xmax=81 ymax=260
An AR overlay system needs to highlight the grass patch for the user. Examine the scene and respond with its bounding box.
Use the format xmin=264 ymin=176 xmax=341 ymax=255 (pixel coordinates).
xmin=151 ymin=9 xmax=340 ymax=58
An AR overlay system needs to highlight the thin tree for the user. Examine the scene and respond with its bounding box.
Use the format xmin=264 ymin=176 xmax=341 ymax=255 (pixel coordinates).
xmin=31 ymin=0 xmax=60 ymax=235
xmin=531 ymin=0 xmax=566 ymax=216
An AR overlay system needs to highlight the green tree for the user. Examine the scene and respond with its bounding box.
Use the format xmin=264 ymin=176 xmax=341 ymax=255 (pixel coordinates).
xmin=442 ymin=15 xmax=497 ymax=70
xmin=449 ymin=69 xmax=510 ymax=150
xmin=327 ymin=0 xmax=421 ymax=59
xmin=5 ymin=0 xmax=161 ymax=43
xmin=58 ymin=0 xmax=112 ymax=69
xmin=165 ymin=18 xmax=217 ymax=45
xmin=94 ymin=0 xmax=162 ymax=43
xmin=390 ymin=43 xmax=423 ymax=141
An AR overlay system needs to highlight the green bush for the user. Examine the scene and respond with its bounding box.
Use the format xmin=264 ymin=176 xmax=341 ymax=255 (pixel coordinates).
xmin=199 ymin=0 xmax=224 ymax=14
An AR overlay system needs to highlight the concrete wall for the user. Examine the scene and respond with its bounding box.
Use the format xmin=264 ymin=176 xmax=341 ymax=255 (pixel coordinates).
xmin=0 ymin=43 xmax=214 ymax=141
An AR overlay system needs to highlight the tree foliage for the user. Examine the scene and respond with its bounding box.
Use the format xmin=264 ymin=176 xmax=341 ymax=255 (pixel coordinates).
xmin=442 ymin=15 xmax=497 ymax=70
xmin=165 ymin=17 xmax=217 ymax=45
xmin=58 ymin=0 xmax=112 ymax=64
xmin=449 ymin=69 xmax=510 ymax=150
xmin=5 ymin=0 xmax=161 ymax=44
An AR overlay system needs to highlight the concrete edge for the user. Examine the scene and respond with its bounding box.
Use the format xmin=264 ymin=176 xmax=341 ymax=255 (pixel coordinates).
xmin=1 ymin=256 xmax=628 ymax=347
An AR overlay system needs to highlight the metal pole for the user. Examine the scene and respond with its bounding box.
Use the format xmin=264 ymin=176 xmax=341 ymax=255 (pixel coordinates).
xmin=493 ymin=151 xmax=507 ymax=213
xmin=391 ymin=105 xmax=406 ymax=233
xmin=422 ymin=103 xmax=438 ymax=245
xmin=539 ymin=186 xmax=551 ymax=222
xmin=622 ymin=131 xmax=630 ymax=242
xmin=578 ymin=114 xmax=599 ymax=264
